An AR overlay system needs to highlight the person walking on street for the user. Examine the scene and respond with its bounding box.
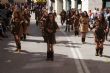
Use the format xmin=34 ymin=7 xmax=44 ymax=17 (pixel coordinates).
xmin=53 ymin=10 xmax=57 ymax=18
xmin=45 ymin=13 xmax=59 ymax=61
xmin=79 ymin=11 xmax=89 ymax=44
xmin=108 ymin=11 xmax=110 ymax=37
xmin=21 ymin=6 xmax=31 ymax=40
xmin=11 ymin=6 xmax=23 ymax=53
xmin=74 ymin=10 xmax=80 ymax=36
xmin=60 ymin=9 xmax=66 ymax=25
xmin=105 ymin=10 xmax=110 ymax=40
xmin=65 ymin=10 xmax=73 ymax=32
xmin=40 ymin=9 xmax=48 ymax=42
xmin=92 ymin=13 xmax=108 ymax=57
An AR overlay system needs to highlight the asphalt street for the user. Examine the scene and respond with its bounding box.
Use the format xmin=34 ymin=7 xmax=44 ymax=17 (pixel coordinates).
xmin=0 ymin=13 xmax=110 ymax=73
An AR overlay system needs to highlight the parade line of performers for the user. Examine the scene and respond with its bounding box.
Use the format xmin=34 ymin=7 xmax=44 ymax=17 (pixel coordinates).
xmin=0 ymin=3 xmax=110 ymax=61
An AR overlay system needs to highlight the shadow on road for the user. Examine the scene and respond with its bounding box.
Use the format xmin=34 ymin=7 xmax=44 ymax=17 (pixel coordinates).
xmin=1 ymin=35 xmax=110 ymax=73
xmin=24 ymin=39 xmax=44 ymax=43
xmin=103 ymin=55 xmax=110 ymax=58
xmin=0 ymin=34 xmax=110 ymax=73
xmin=0 ymin=17 xmax=110 ymax=73
xmin=0 ymin=43 xmax=78 ymax=73
xmin=1 ymin=42 xmax=110 ymax=73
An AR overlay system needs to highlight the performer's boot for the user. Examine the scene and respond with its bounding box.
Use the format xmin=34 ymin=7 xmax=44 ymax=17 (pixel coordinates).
xmin=20 ymin=36 xmax=23 ymax=40
xmin=68 ymin=26 xmax=70 ymax=32
xmin=15 ymin=48 xmax=19 ymax=52
xmin=75 ymin=31 xmax=78 ymax=36
xmin=82 ymin=38 xmax=85 ymax=44
xmin=82 ymin=38 xmax=83 ymax=42
xmin=75 ymin=31 xmax=76 ymax=36
xmin=99 ymin=48 xmax=103 ymax=57
xmin=83 ymin=38 xmax=85 ymax=43
xmin=15 ymin=43 xmax=21 ymax=52
xmin=46 ymin=51 xmax=49 ymax=60
xmin=36 ymin=21 xmax=38 ymax=26
xmin=50 ymin=51 xmax=54 ymax=61
xmin=23 ymin=34 xmax=26 ymax=40
xmin=71 ymin=25 xmax=73 ymax=30
xmin=76 ymin=31 xmax=79 ymax=35
xmin=17 ymin=43 xmax=21 ymax=52
xmin=95 ymin=48 xmax=99 ymax=56
xmin=47 ymin=51 xmax=51 ymax=60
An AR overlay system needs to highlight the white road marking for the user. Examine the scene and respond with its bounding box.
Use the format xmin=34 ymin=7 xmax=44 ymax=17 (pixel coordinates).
xmin=62 ymin=31 xmax=91 ymax=73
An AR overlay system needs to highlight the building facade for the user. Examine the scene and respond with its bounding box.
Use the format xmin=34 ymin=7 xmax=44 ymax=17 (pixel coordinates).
xmin=0 ymin=0 xmax=105 ymax=13
xmin=81 ymin=0 xmax=102 ymax=12
xmin=47 ymin=0 xmax=77 ymax=14
xmin=47 ymin=0 xmax=104 ymax=14
xmin=104 ymin=0 xmax=110 ymax=8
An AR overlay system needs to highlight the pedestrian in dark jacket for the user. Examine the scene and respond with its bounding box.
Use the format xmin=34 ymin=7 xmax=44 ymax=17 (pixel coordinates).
xmin=40 ymin=10 xmax=48 ymax=42
xmin=60 ymin=9 xmax=66 ymax=25
xmin=74 ymin=10 xmax=80 ymax=36
xmin=11 ymin=7 xmax=23 ymax=53
xmin=65 ymin=10 xmax=71 ymax=32
xmin=45 ymin=13 xmax=59 ymax=61
xmin=93 ymin=13 xmax=108 ymax=57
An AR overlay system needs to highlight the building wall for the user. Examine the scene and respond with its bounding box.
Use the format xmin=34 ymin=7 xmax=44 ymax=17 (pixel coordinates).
xmin=81 ymin=0 xmax=89 ymax=12
xmin=0 ymin=0 xmax=8 ymax=3
xmin=81 ymin=0 xmax=103 ymax=12
xmin=57 ymin=0 xmax=63 ymax=14
xmin=89 ymin=0 xmax=102 ymax=11
xmin=48 ymin=0 xmax=103 ymax=13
